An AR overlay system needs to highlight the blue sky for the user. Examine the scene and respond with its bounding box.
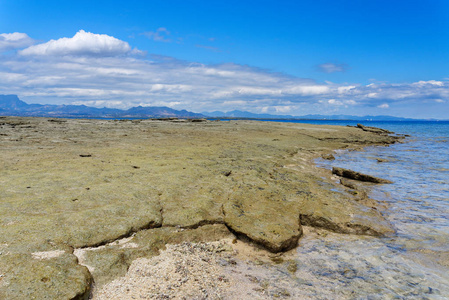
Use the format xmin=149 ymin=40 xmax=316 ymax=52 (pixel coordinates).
xmin=1 ymin=0 xmax=448 ymax=118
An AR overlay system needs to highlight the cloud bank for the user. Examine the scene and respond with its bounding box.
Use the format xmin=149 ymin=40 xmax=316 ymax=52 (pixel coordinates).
xmin=1 ymin=31 xmax=448 ymax=118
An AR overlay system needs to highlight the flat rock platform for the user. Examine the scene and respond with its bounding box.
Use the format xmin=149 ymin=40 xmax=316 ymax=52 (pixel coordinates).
xmin=0 ymin=117 xmax=400 ymax=299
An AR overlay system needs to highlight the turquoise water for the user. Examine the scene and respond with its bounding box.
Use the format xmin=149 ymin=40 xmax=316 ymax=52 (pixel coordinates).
xmin=244 ymin=120 xmax=449 ymax=299
xmin=297 ymin=120 xmax=449 ymax=298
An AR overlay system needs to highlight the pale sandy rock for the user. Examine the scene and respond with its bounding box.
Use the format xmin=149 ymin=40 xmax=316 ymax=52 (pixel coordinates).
xmin=32 ymin=250 xmax=65 ymax=260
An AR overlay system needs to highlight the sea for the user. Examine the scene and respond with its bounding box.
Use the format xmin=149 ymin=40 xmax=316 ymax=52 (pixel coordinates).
xmin=261 ymin=120 xmax=449 ymax=299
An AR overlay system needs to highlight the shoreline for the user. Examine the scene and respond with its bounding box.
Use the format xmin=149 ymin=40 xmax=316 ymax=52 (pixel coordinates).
xmin=0 ymin=117 xmax=402 ymax=299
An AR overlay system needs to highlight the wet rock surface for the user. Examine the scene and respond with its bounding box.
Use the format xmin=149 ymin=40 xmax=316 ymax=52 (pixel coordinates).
xmin=332 ymin=166 xmax=393 ymax=184
xmin=321 ymin=153 xmax=335 ymax=160
xmin=0 ymin=117 xmax=401 ymax=298
xmin=356 ymin=123 xmax=394 ymax=135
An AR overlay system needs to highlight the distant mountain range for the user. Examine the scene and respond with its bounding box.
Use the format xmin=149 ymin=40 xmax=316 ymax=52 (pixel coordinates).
xmin=0 ymin=95 xmax=204 ymax=118
xmin=203 ymin=110 xmax=421 ymax=121
xmin=0 ymin=94 xmax=433 ymax=121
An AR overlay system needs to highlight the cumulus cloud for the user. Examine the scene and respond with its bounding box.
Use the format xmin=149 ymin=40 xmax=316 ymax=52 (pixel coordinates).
xmin=412 ymin=80 xmax=444 ymax=87
xmin=318 ymin=63 xmax=348 ymax=73
xmin=19 ymin=30 xmax=139 ymax=57
xmin=0 ymin=32 xmax=35 ymax=52
xmin=1 ymin=31 xmax=449 ymax=118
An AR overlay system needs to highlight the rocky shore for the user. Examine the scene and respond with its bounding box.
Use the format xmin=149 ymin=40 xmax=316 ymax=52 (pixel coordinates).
xmin=0 ymin=117 xmax=401 ymax=299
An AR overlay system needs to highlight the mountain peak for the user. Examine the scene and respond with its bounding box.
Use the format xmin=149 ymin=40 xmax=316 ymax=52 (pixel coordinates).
xmin=0 ymin=95 xmax=29 ymax=110
xmin=0 ymin=95 xmax=204 ymax=118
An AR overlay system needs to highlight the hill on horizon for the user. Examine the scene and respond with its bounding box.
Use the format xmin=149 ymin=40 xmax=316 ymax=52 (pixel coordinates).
xmin=0 ymin=95 xmax=437 ymax=121
xmin=202 ymin=109 xmax=423 ymax=121
xmin=0 ymin=95 xmax=204 ymax=119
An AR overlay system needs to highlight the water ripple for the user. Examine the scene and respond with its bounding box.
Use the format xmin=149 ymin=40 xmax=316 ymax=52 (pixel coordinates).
xmin=305 ymin=121 xmax=449 ymax=298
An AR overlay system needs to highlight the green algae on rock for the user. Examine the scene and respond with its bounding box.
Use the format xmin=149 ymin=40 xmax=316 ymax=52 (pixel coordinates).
xmin=0 ymin=252 xmax=92 ymax=300
xmin=223 ymin=184 xmax=303 ymax=253
xmin=0 ymin=117 xmax=401 ymax=298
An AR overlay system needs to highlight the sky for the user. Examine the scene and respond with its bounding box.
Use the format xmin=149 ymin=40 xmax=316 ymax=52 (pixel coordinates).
xmin=1 ymin=0 xmax=448 ymax=118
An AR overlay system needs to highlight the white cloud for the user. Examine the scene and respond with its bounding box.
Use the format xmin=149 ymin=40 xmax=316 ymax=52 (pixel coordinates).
xmin=142 ymin=28 xmax=171 ymax=42
xmin=0 ymin=32 xmax=35 ymax=52
xmin=149 ymin=84 xmax=192 ymax=92
xmin=19 ymin=30 xmax=137 ymax=57
xmin=412 ymin=80 xmax=444 ymax=87
xmin=165 ymin=101 xmax=182 ymax=108
xmin=223 ymin=100 xmax=248 ymax=106
xmin=286 ymin=85 xmax=329 ymax=95
xmin=0 ymin=72 xmax=27 ymax=82
xmin=345 ymin=100 xmax=357 ymax=105
xmin=1 ymin=31 xmax=449 ymax=118
xmin=338 ymin=85 xmax=356 ymax=94
xmin=328 ymin=99 xmax=343 ymax=106
xmin=71 ymin=100 xmax=128 ymax=109
xmin=138 ymin=100 xmax=182 ymax=108
xmin=237 ymin=87 xmax=282 ymax=96
xmin=274 ymin=106 xmax=292 ymax=113
xmin=318 ymin=63 xmax=348 ymax=73
xmin=190 ymin=67 xmax=236 ymax=77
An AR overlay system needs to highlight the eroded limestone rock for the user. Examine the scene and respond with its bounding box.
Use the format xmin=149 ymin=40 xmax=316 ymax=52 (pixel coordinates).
xmin=298 ymin=177 xmax=394 ymax=236
xmin=0 ymin=117 xmax=401 ymax=297
xmin=74 ymin=224 xmax=233 ymax=288
xmin=223 ymin=185 xmax=303 ymax=253
xmin=332 ymin=167 xmax=393 ymax=184
xmin=357 ymin=123 xmax=394 ymax=135
xmin=0 ymin=252 xmax=92 ymax=300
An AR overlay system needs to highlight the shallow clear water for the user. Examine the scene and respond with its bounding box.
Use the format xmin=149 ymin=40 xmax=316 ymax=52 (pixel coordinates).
xmin=290 ymin=121 xmax=449 ymax=298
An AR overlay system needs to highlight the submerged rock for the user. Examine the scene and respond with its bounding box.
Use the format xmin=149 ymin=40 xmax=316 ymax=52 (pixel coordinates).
xmin=321 ymin=153 xmax=335 ymax=160
xmin=357 ymin=123 xmax=394 ymax=135
xmin=376 ymin=158 xmax=389 ymax=163
xmin=298 ymin=178 xmax=394 ymax=236
xmin=332 ymin=167 xmax=393 ymax=184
